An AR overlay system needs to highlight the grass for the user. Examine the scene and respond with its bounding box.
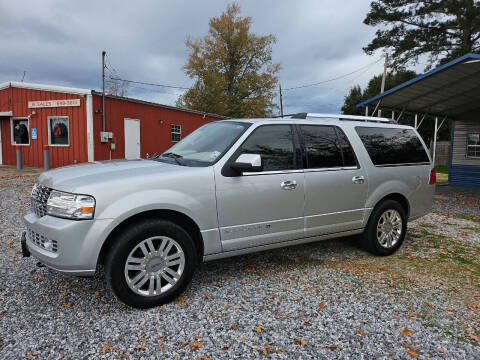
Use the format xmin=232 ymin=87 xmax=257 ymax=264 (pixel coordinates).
xmin=434 ymin=165 xmax=449 ymax=184
xmin=456 ymin=214 xmax=480 ymax=224
xmin=435 ymin=165 xmax=449 ymax=174
xmin=436 ymin=172 xmax=448 ymax=185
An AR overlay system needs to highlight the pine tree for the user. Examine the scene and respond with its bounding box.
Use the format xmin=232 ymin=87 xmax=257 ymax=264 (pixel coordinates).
xmin=363 ymin=0 xmax=480 ymax=70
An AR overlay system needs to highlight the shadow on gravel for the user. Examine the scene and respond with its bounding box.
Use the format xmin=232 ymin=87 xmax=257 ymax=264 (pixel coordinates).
xmin=22 ymin=235 xmax=365 ymax=311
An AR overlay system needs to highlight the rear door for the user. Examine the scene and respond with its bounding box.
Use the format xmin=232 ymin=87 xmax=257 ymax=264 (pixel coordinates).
xmin=300 ymin=125 xmax=368 ymax=237
xmin=214 ymin=124 xmax=305 ymax=251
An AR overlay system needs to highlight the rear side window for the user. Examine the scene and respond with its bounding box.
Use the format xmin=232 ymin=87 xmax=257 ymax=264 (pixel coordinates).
xmin=240 ymin=125 xmax=295 ymax=171
xmin=300 ymin=125 xmax=357 ymax=168
xmin=355 ymin=127 xmax=430 ymax=166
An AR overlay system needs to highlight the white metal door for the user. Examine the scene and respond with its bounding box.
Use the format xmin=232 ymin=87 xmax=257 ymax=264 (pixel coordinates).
xmin=124 ymin=118 xmax=140 ymax=159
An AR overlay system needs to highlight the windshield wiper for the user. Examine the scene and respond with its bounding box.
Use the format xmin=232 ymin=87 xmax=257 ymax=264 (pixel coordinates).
xmin=161 ymin=152 xmax=185 ymax=166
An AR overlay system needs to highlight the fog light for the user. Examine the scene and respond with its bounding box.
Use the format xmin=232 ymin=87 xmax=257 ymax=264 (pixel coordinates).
xmin=43 ymin=241 xmax=53 ymax=251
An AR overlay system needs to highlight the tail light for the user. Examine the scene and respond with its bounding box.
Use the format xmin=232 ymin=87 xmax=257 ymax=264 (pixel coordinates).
xmin=429 ymin=168 xmax=436 ymax=185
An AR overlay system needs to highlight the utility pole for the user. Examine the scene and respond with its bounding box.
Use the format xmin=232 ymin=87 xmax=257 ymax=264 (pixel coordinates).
xmin=378 ymin=53 xmax=388 ymax=117
xmin=21 ymin=71 xmax=26 ymax=82
xmin=279 ymin=84 xmax=284 ymax=118
xmin=102 ymin=51 xmax=106 ymax=132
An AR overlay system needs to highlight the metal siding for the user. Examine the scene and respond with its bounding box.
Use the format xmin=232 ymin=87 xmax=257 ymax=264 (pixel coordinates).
xmin=451 ymin=115 xmax=480 ymax=166
xmin=449 ymin=164 xmax=480 ymax=187
xmin=448 ymin=119 xmax=454 ymax=174
xmin=0 ymin=87 xmax=88 ymax=168
xmin=92 ymin=94 xmax=222 ymax=161
xmin=357 ymin=53 xmax=480 ymax=108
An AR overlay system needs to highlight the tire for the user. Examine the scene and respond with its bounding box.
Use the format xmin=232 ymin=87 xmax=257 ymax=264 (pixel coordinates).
xmin=361 ymin=199 xmax=407 ymax=256
xmin=105 ymin=219 xmax=196 ymax=309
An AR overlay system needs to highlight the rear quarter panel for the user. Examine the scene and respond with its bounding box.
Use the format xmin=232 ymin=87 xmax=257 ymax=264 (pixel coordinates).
xmin=341 ymin=124 xmax=434 ymax=224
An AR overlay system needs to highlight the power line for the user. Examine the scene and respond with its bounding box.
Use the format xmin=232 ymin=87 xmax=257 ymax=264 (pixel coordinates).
xmin=105 ymin=79 xmax=184 ymax=96
xmin=104 ymin=54 xmax=382 ymax=98
xmin=283 ymin=58 xmax=383 ymax=91
xmin=108 ymin=76 xmax=190 ymax=90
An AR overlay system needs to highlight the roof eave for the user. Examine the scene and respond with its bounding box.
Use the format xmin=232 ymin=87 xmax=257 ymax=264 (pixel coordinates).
xmin=0 ymin=81 xmax=91 ymax=96
xmin=356 ymin=53 xmax=480 ymax=108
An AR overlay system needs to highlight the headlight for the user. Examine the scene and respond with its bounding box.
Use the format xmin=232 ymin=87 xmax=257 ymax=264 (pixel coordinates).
xmin=46 ymin=190 xmax=96 ymax=220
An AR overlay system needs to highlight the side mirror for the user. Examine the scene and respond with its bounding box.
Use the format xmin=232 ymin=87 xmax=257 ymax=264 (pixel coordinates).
xmin=231 ymin=153 xmax=262 ymax=174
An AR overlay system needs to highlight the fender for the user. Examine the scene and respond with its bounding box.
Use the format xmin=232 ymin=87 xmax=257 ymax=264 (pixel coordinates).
xmin=94 ymin=189 xmax=221 ymax=257
xmin=363 ymin=179 xmax=411 ymax=225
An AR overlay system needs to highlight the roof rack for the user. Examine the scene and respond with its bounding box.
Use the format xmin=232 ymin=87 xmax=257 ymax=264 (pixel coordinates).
xmin=291 ymin=113 xmax=392 ymax=123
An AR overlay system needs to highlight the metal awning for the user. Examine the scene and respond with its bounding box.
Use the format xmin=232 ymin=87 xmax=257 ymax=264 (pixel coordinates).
xmin=357 ymin=53 xmax=480 ymax=117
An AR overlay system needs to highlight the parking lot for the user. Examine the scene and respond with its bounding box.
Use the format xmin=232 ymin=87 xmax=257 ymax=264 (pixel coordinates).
xmin=0 ymin=172 xmax=479 ymax=359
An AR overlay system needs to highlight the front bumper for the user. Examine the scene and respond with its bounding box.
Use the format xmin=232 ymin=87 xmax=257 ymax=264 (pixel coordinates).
xmin=22 ymin=212 xmax=114 ymax=276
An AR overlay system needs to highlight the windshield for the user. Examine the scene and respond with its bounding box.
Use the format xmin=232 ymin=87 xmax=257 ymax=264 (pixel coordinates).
xmin=155 ymin=121 xmax=251 ymax=167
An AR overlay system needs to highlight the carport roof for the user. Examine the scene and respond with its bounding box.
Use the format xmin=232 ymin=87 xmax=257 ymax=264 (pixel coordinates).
xmin=356 ymin=53 xmax=480 ymax=117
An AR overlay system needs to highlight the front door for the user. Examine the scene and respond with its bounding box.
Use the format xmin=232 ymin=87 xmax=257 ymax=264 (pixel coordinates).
xmin=124 ymin=118 xmax=140 ymax=159
xmin=214 ymin=124 xmax=305 ymax=252
xmin=300 ymin=124 xmax=368 ymax=237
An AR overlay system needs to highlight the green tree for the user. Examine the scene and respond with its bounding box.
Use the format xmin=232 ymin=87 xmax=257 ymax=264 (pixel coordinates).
xmin=342 ymin=70 xmax=451 ymax=142
xmin=363 ymin=0 xmax=480 ymax=70
xmin=177 ymin=3 xmax=280 ymax=118
xmin=341 ymin=70 xmax=418 ymax=116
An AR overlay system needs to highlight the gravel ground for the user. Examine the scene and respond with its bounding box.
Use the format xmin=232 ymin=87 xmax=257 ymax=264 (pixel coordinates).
xmin=1 ymin=175 xmax=479 ymax=359
xmin=434 ymin=185 xmax=480 ymax=216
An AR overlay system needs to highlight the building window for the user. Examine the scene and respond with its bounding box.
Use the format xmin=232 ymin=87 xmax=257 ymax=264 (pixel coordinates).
xmin=171 ymin=124 xmax=181 ymax=142
xmin=467 ymin=133 xmax=480 ymax=158
xmin=11 ymin=118 xmax=30 ymax=145
xmin=48 ymin=116 xmax=70 ymax=146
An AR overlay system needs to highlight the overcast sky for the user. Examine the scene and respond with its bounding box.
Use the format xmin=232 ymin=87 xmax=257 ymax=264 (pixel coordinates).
xmin=0 ymin=0 xmax=389 ymax=115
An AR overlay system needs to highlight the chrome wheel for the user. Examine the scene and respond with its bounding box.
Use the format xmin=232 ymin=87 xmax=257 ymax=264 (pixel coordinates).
xmin=376 ymin=209 xmax=402 ymax=248
xmin=124 ymin=236 xmax=185 ymax=297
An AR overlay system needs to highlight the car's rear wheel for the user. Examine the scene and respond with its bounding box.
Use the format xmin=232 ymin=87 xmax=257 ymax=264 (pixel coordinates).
xmin=361 ymin=199 xmax=407 ymax=255
xmin=105 ymin=219 xmax=196 ymax=309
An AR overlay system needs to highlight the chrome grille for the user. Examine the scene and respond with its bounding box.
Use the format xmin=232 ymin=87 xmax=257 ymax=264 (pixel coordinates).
xmin=27 ymin=228 xmax=58 ymax=253
xmin=30 ymin=184 xmax=52 ymax=218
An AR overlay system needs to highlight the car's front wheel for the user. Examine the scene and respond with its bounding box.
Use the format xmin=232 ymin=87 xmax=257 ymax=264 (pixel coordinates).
xmin=105 ymin=219 xmax=196 ymax=309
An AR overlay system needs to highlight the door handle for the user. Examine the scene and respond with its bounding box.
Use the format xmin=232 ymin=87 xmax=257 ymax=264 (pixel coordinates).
xmin=352 ymin=175 xmax=365 ymax=184
xmin=281 ymin=180 xmax=297 ymax=190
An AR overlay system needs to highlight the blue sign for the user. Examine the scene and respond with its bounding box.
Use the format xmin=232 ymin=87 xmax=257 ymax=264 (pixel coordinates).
xmin=31 ymin=128 xmax=37 ymax=140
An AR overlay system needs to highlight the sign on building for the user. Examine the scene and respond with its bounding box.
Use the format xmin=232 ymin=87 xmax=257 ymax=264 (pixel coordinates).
xmin=28 ymin=99 xmax=81 ymax=108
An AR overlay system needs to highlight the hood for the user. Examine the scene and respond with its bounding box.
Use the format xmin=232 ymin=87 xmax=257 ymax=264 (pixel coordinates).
xmin=38 ymin=159 xmax=183 ymax=192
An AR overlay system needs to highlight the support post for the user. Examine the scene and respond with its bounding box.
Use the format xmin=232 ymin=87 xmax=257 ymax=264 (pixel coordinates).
xmin=414 ymin=113 xmax=418 ymax=129
xmin=43 ymin=145 xmax=50 ymax=171
xmin=365 ymin=106 xmax=368 ymax=117
xmin=378 ymin=53 xmax=388 ymax=117
xmin=433 ymin=116 xmax=438 ymax=165
xmin=16 ymin=145 xmax=22 ymax=170
xmin=102 ymin=50 xmax=106 ymax=132
xmin=372 ymin=100 xmax=381 ymax=117
xmin=279 ymin=84 xmax=284 ymax=118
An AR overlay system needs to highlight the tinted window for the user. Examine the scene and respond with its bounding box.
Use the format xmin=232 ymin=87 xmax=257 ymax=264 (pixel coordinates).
xmin=301 ymin=125 xmax=342 ymax=168
xmin=355 ymin=127 xmax=430 ymax=166
xmin=335 ymin=127 xmax=357 ymax=167
xmin=241 ymin=125 xmax=295 ymax=171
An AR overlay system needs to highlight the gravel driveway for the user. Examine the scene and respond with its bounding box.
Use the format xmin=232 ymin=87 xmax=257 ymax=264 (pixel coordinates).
xmin=1 ymin=173 xmax=479 ymax=359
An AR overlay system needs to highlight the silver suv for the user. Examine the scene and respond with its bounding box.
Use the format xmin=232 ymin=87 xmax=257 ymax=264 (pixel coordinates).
xmin=21 ymin=114 xmax=435 ymax=308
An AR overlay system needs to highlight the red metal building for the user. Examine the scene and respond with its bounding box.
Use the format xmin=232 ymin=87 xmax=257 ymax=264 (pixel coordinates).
xmin=0 ymin=82 xmax=223 ymax=168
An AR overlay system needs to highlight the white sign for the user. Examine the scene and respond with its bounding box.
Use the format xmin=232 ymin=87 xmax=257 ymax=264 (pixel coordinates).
xmin=28 ymin=99 xmax=81 ymax=108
